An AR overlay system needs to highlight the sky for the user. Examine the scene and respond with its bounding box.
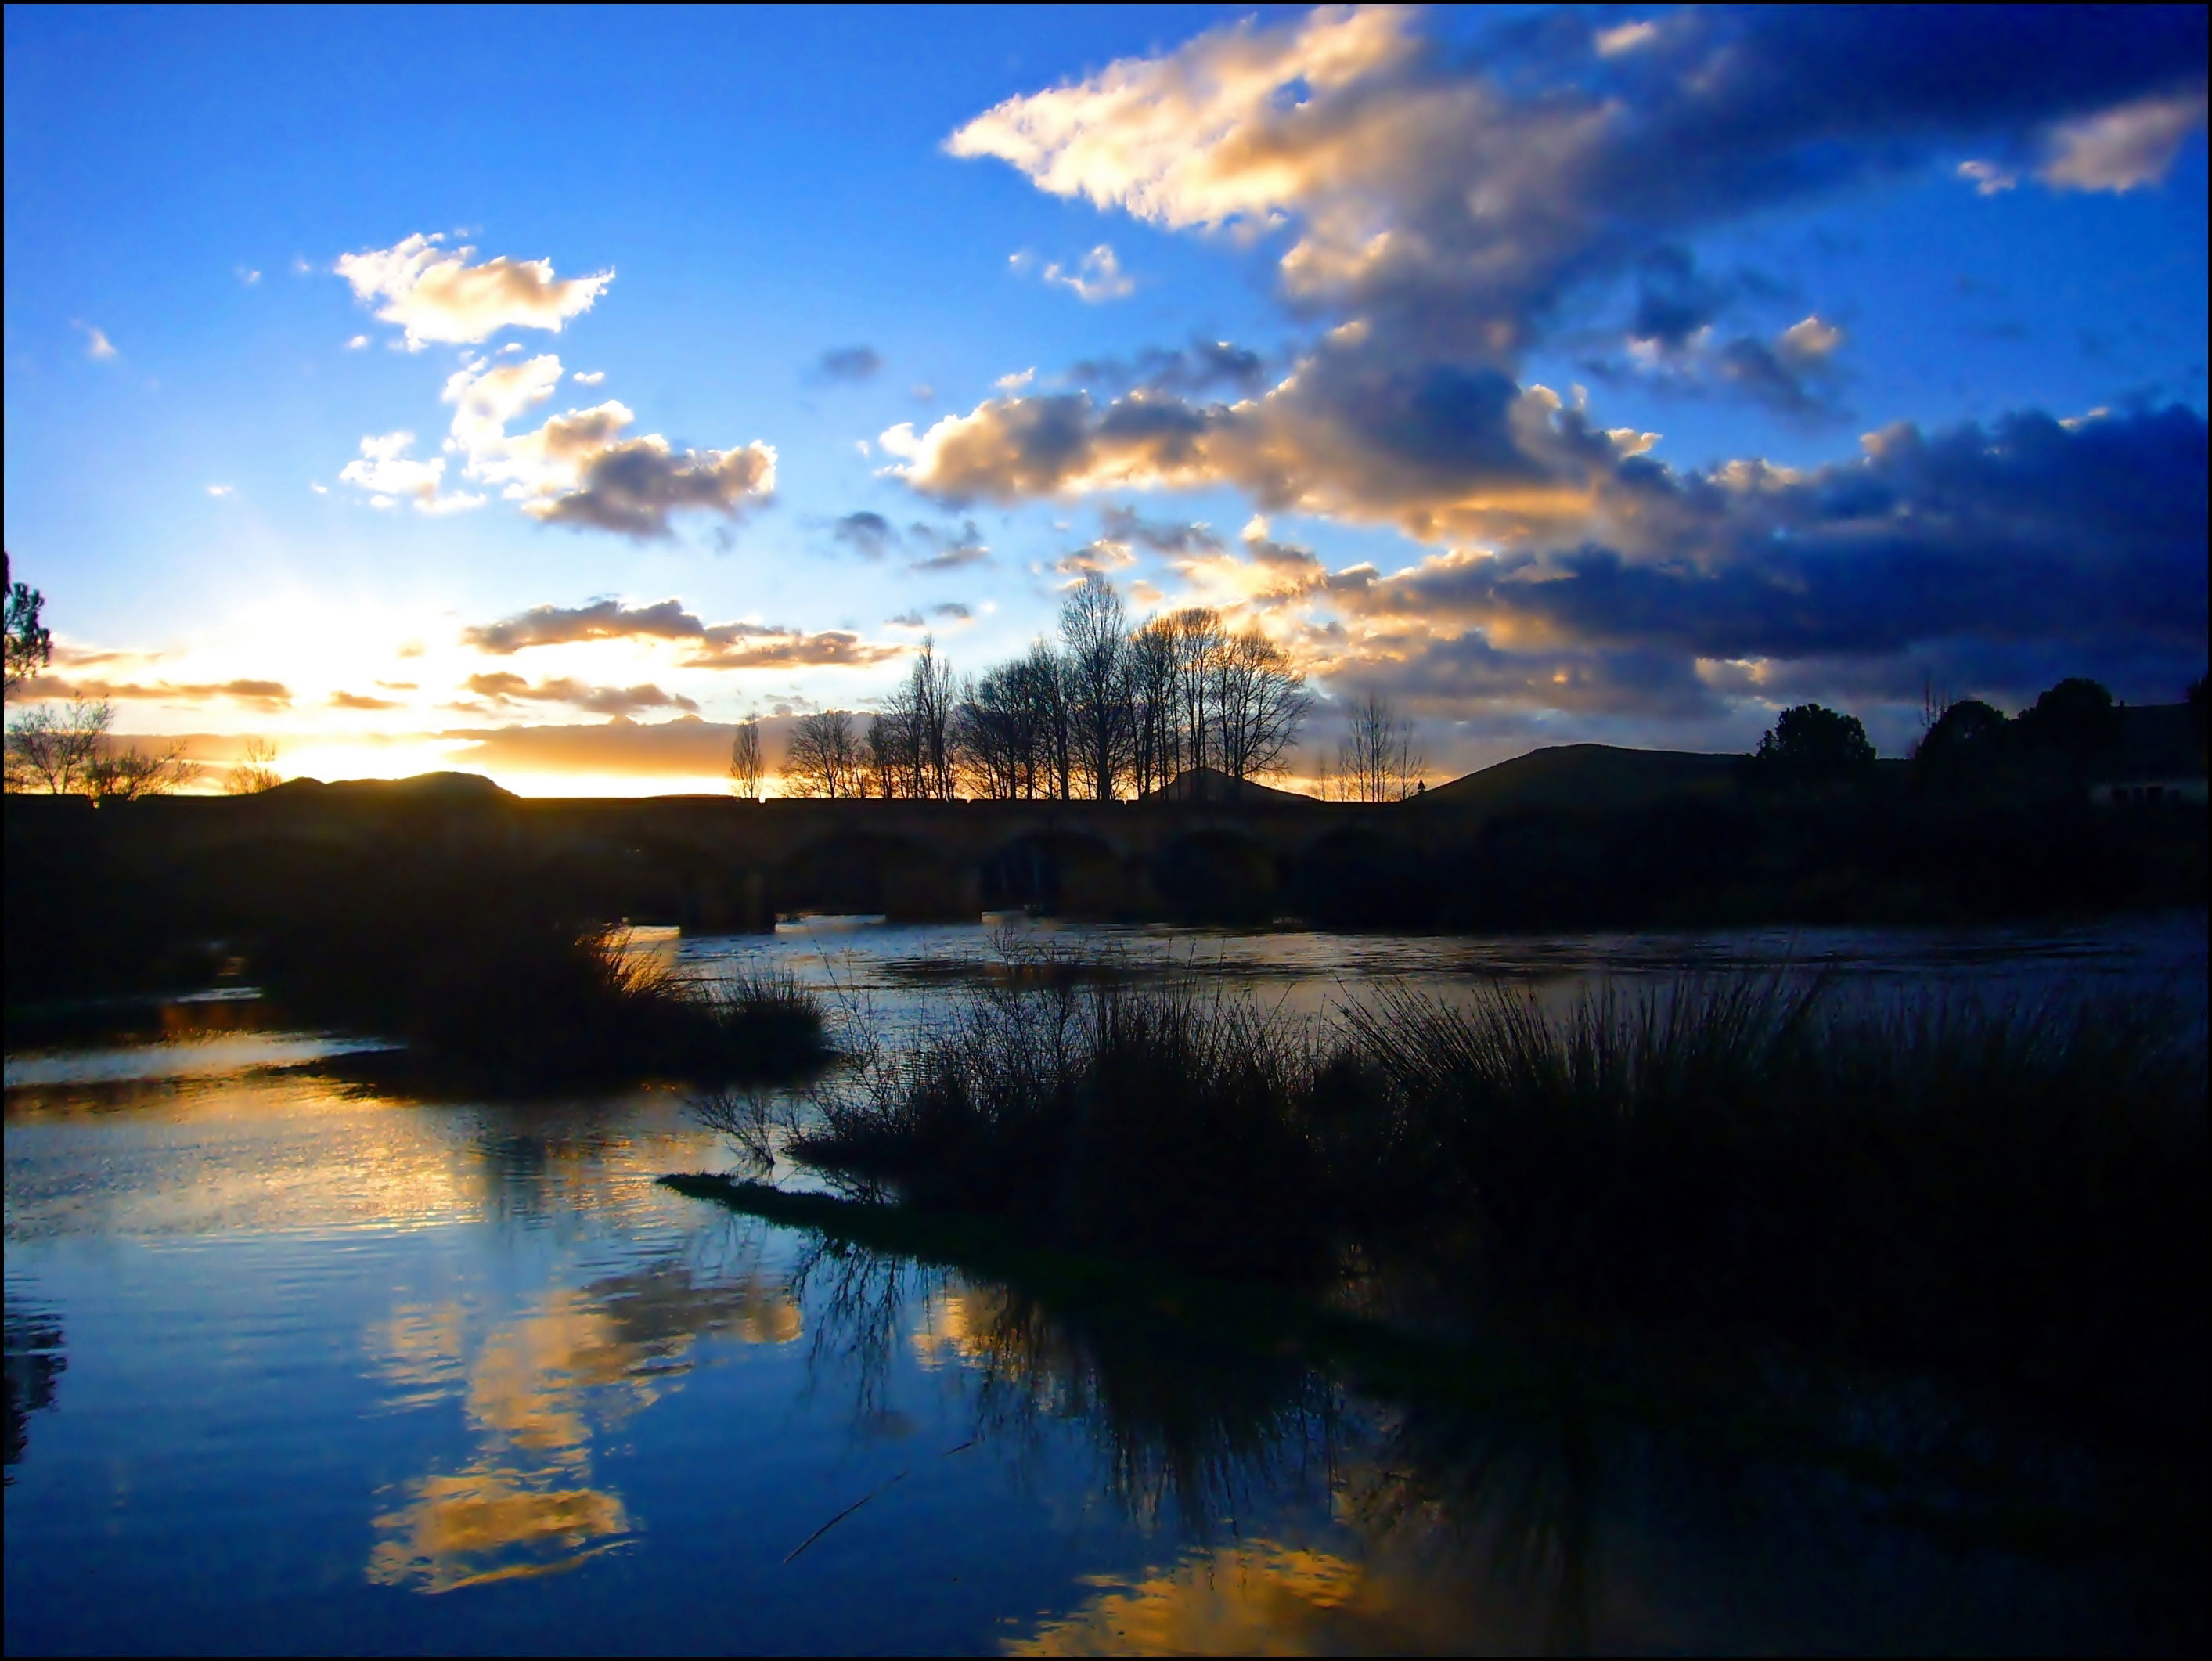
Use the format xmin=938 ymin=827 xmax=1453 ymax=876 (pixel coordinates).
xmin=5 ymin=3 xmax=2206 ymax=794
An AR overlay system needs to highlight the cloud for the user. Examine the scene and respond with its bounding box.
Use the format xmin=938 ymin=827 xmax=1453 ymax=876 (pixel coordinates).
xmin=949 ymin=5 xmax=2205 ymax=363
xmin=571 ymin=369 xmax=605 ymax=386
xmin=237 ymin=266 xmax=261 ymax=286
xmin=995 ymin=367 xmax=1036 ymax=393
xmin=1097 ymin=504 xmax=1224 ymax=554
xmin=20 ymin=676 xmax=292 ymax=711
xmin=1070 ymin=338 xmax=1269 ymax=396
xmin=1042 ymin=245 xmax=1134 ymax=302
xmin=906 ymin=519 xmax=990 ymax=571
xmin=77 ymin=322 xmax=117 ymax=361
xmin=1057 ymin=539 xmax=1137 ymax=576
xmin=887 ymin=603 xmax=981 ymax=630
xmin=1320 ymin=402 xmax=2208 ymax=715
xmin=344 ymin=334 xmax=370 ymax=350
xmin=335 ymin=232 xmax=613 ymax=350
xmin=206 ymin=485 xmax=234 ymax=499
xmin=338 ymin=430 xmax=446 ymax=508
xmin=883 ymin=342 xmax=1653 ymax=545
xmin=462 ymin=672 xmax=701 ymax=718
xmin=830 ymin=510 xmax=898 ymax=558
xmin=330 ymin=690 xmax=405 ymax=712
xmin=1594 ymin=20 xmax=1656 ymax=57
xmin=438 ymin=354 xmax=776 ymax=536
xmin=2038 ymin=87 xmax=2208 ymax=192
xmin=462 ymin=596 xmax=905 ymax=671
xmin=1957 ymin=159 xmax=2019 ymax=195
xmin=816 ymin=345 xmax=884 ymax=383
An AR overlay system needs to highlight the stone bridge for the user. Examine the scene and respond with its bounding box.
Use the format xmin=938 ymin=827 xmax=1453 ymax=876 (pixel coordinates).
xmin=524 ymin=794 xmax=1448 ymax=929
xmin=52 ymin=784 xmax=1453 ymax=931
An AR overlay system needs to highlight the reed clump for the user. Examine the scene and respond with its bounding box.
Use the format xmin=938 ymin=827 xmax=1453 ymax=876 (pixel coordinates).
xmin=254 ymin=867 xmax=830 ymax=1087
xmin=784 ymin=969 xmax=2206 ymax=1447
xmin=797 ymin=975 xmax=1332 ymax=1281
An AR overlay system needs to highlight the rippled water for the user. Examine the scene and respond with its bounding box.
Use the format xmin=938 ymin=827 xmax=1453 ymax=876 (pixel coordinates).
xmin=6 ymin=916 xmax=2203 ymax=1656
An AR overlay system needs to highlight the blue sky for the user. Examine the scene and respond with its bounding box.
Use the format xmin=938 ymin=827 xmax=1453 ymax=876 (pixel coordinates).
xmin=5 ymin=3 xmax=2205 ymax=791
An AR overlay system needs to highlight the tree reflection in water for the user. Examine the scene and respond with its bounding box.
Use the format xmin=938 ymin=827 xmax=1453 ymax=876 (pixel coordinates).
xmin=775 ymin=1216 xmax=2164 ymax=1655
xmin=4 ymin=1292 xmax=67 ymax=1483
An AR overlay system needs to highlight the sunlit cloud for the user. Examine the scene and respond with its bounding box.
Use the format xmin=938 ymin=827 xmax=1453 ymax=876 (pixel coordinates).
xmin=2037 ymin=86 xmax=2208 ymax=192
xmin=335 ymin=232 xmax=614 ymax=350
xmin=1042 ymin=244 xmax=1133 ymax=302
xmin=76 ymin=322 xmax=118 ymax=360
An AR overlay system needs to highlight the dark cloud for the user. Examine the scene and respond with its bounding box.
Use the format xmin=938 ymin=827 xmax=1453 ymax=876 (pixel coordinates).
xmin=1072 ymin=338 xmax=1270 ymax=396
xmin=906 ymin=519 xmax=991 ymax=571
xmin=1627 ymin=246 xmax=1731 ymax=351
xmin=830 ymin=510 xmax=898 ymax=558
xmin=1097 ymin=505 xmax=1223 ymax=555
xmin=535 ymin=438 xmax=775 ymax=539
xmin=1338 ymin=404 xmax=2207 ymax=708
xmin=463 ymin=597 xmax=905 ymax=672
xmin=816 ymin=345 xmax=884 ymax=384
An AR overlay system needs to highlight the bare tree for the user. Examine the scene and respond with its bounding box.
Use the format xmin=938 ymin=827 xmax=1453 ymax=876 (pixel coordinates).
xmin=728 ymin=718 xmax=765 ymax=801
xmin=1061 ymin=576 xmax=1132 ymax=800
xmin=1212 ymin=629 xmax=1311 ymax=783
xmin=6 ymin=694 xmax=195 ymax=798
xmin=4 ymin=552 xmax=52 ymax=698
xmin=1025 ymin=639 xmax=1075 ymax=800
xmin=1337 ymin=692 xmax=1424 ymax=802
xmin=1127 ymin=615 xmax=1182 ymax=798
xmin=1169 ymin=608 xmax=1229 ymax=777
xmin=783 ymin=710 xmax=864 ymax=798
xmin=224 ymin=737 xmax=283 ymax=795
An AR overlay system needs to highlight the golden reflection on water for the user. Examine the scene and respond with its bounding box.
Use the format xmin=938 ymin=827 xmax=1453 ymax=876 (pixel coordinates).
xmin=1007 ymin=1540 xmax=1482 ymax=1657
xmin=910 ymin=1282 xmax=1013 ymax=1371
xmin=366 ymin=1256 xmax=802 ymax=1593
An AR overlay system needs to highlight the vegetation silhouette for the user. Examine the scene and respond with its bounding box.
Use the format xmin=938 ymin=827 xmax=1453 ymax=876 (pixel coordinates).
xmin=720 ymin=964 xmax=2205 ymax=1499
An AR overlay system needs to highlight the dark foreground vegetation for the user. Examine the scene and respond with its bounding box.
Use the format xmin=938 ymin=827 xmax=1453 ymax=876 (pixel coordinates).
xmin=743 ymin=971 xmax=2205 ymax=1495
xmin=4 ymin=791 xmax=830 ymax=1088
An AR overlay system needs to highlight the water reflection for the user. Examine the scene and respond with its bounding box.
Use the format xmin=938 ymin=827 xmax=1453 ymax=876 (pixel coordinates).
xmin=3 ymin=1294 xmax=65 ymax=1483
xmin=5 ymin=916 xmax=2197 ymax=1655
xmin=366 ymin=1238 xmax=801 ymax=1594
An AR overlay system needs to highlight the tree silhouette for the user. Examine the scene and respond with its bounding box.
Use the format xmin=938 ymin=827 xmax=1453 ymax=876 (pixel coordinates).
xmin=4 ymin=552 xmax=52 ymax=697
xmin=1750 ymin=703 xmax=1876 ymax=784
xmin=2016 ymin=676 xmax=2120 ymax=775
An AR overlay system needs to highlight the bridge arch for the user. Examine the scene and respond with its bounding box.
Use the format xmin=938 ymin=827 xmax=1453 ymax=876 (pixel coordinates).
xmin=773 ymin=830 xmax=978 ymax=922
xmin=978 ymin=828 xmax=1129 ymax=916
xmin=1153 ymin=825 xmax=1281 ymax=921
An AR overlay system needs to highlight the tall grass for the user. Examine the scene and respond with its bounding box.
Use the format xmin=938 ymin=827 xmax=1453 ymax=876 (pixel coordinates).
xmin=780 ymin=967 xmax=2206 ymax=1449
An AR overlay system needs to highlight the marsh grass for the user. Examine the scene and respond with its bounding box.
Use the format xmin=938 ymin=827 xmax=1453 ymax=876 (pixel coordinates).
xmin=259 ymin=905 xmax=830 ymax=1089
xmin=771 ymin=964 xmax=2206 ymax=1458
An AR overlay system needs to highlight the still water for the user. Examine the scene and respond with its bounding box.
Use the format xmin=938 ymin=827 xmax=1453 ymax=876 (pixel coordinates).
xmin=7 ymin=915 xmax=2203 ymax=1656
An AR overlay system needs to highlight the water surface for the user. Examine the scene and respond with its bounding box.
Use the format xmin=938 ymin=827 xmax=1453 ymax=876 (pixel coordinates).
xmin=7 ymin=916 xmax=2202 ymax=1655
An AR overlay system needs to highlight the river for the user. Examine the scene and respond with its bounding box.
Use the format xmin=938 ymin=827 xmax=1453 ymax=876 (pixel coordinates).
xmin=6 ymin=914 xmax=2203 ymax=1655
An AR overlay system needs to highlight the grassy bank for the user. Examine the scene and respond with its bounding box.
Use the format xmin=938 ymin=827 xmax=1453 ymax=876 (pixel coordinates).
xmin=773 ymin=970 xmax=2206 ymax=1460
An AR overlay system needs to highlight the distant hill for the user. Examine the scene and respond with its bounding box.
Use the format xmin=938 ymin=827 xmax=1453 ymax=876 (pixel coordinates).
xmin=1142 ymin=766 xmax=1310 ymax=804
xmin=1416 ymin=743 xmax=1742 ymax=814
xmin=262 ymin=770 xmax=515 ymax=802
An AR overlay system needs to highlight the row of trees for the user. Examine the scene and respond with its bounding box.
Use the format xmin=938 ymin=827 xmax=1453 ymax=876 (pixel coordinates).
xmin=1749 ymin=674 xmax=2199 ymax=790
xmin=748 ymin=577 xmax=1335 ymax=802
